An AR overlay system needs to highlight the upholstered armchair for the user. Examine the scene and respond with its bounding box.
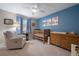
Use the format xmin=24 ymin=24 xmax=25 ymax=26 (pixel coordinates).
xmin=3 ymin=31 xmax=26 ymax=49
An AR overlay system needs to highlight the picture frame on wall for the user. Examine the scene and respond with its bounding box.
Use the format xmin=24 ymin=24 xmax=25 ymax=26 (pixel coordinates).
xmin=42 ymin=16 xmax=58 ymax=27
xmin=32 ymin=22 xmax=36 ymax=26
xmin=42 ymin=20 xmax=47 ymax=26
xmin=51 ymin=16 xmax=58 ymax=25
xmin=47 ymin=19 xmax=52 ymax=26
xmin=4 ymin=19 xmax=13 ymax=25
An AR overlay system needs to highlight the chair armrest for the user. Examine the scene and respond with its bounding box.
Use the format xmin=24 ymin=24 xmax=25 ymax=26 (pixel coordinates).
xmin=7 ymin=37 xmax=23 ymax=44
xmin=16 ymin=35 xmax=26 ymax=38
xmin=9 ymin=37 xmax=23 ymax=41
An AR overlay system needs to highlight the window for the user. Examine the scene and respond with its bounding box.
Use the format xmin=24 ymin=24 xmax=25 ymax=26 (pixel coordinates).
xmin=22 ymin=19 xmax=27 ymax=33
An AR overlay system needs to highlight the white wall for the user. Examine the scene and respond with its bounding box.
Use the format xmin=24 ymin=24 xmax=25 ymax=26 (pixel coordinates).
xmin=0 ymin=9 xmax=16 ymax=43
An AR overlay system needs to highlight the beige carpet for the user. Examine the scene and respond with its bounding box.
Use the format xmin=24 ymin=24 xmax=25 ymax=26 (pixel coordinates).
xmin=0 ymin=40 xmax=70 ymax=56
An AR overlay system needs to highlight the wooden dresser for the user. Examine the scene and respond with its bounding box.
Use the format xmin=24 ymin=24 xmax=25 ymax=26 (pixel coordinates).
xmin=50 ymin=32 xmax=79 ymax=51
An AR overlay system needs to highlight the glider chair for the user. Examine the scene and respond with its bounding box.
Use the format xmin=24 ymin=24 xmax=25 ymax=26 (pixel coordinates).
xmin=3 ymin=31 xmax=26 ymax=50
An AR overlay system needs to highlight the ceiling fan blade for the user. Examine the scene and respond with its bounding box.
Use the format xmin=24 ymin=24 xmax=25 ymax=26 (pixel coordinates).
xmin=39 ymin=10 xmax=45 ymax=13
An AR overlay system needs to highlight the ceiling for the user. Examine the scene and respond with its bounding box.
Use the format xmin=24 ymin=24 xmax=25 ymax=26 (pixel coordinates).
xmin=0 ymin=3 xmax=77 ymax=19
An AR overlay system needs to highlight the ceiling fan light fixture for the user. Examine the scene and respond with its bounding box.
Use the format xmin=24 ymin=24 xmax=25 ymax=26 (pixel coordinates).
xmin=32 ymin=9 xmax=38 ymax=13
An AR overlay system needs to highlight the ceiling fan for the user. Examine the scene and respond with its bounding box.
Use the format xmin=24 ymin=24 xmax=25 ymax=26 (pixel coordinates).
xmin=24 ymin=4 xmax=45 ymax=15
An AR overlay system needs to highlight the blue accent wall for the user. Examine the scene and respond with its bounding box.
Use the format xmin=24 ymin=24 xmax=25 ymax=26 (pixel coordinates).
xmin=36 ymin=4 xmax=79 ymax=34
